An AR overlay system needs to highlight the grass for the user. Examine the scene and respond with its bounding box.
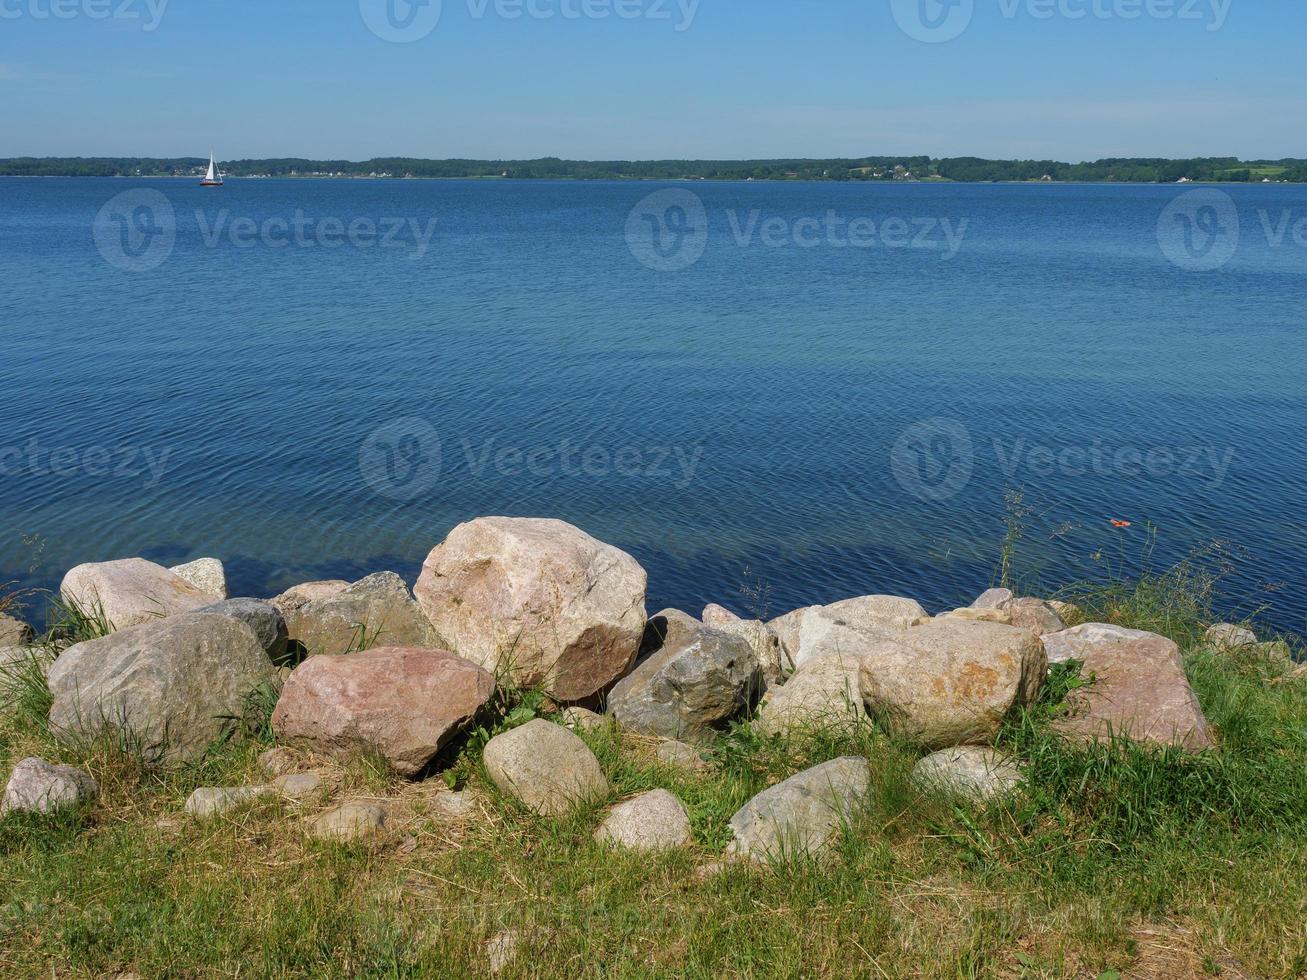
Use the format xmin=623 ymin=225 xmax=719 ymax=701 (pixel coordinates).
xmin=1 ymin=561 xmax=1306 ymax=977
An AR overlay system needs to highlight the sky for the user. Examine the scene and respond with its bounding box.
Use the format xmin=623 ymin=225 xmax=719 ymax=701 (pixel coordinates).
xmin=1 ymin=0 xmax=1304 ymax=161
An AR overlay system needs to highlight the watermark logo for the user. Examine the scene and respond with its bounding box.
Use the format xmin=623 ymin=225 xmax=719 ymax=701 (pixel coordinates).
xmin=0 ymin=439 xmax=172 ymax=488
xmin=359 ymin=0 xmax=443 ymax=41
xmin=1157 ymin=188 xmax=1240 ymax=271
xmin=0 ymin=0 xmax=170 ymax=31
xmin=891 ymin=0 xmax=975 ymax=43
xmin=625 ymin=188 xmax=709 ymax=273
xmin=92 ymin=189 xmax=176 ymax=273
xmin=891 ymin=418 xmax=974 ymax=502
xmin=359 ymin=417 xmax=443 ymax=500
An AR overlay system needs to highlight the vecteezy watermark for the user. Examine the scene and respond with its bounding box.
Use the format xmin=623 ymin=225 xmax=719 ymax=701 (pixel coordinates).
xmin=93 ymin=190 xmax=440 ymax=272
xmin=625 ymin=189 xmax=969 ymax=272
xmin=891 ymin=0 xmax=1231 ymax=43
xmin=0 ymin=439 xmax=172 ymax=488
xmin=359 ymin=417 xmax=704 ymax=500
xmin=891 ymin=420 xmax=1235 ymax=501
xmin=0 ymin=0 xmax=169 ymax=30
xmin=1157 ymin=188 xmax=1307 ymax=272
xmin=359 ymin=0 xmax=698 ymax=42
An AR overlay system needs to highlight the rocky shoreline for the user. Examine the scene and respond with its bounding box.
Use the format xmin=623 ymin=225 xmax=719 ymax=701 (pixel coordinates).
xmin=0 ymin=516 xmax=1291 ymax=855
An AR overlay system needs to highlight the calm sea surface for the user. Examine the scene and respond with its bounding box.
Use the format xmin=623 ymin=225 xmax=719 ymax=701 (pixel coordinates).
xmin=2 ymin=177 xmax=1305 ymax=632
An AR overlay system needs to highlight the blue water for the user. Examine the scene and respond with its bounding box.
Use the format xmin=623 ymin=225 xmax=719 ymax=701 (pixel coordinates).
xmin=2 ymin=177 xmax=1305 ymax=632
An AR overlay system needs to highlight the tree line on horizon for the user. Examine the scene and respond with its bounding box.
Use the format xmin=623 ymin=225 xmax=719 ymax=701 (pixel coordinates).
xmin=4 ymin=155 xmax=1306 ymax=182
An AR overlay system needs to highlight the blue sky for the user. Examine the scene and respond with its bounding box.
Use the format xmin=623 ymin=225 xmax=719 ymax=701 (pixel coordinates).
xmin=2 ymin=0 xmax=1303 ymax=161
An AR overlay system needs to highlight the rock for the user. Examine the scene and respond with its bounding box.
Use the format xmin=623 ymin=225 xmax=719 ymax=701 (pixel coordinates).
xmin=1047 ymin=600 xmax=1081 ymax=623
xmin=272 ymin=772 xmax=323 ymax=799
xmin=972 ymin=588 xmax=1014 ymax=609
xmin=858 ymin=619 xmax=1046 ymax=749
xmin=268 ymin=580 xmax=350 ymax=616
xmin=791 ymin=597 xmax=926 ymax=672
xmin=562 ymin=706 xmax=606 ymax=733
xmin=941 ymin=606 xmax=1013 ymax=625
xmin=702 ymin=603 xmax=741 ymax=627
xmin=594 ymin=789 xmax=692 ymax=851
xmin=913 ymin=747 xmax=1021 ymax=802
xmin=272 ymin=647 xmax=494 ymax=777
xmin=60 ymin=558 xmax=211 ymax=632
xmin=47 ymin=613 xmax=277 ymax=764
xmin=1002 ymin=598 xmax=1067 ymax=636
xmin=1043 ymin=624 xmax=1212 ymax=751
xmin=482 ymin=719 xmax=609 ymax=816
xmin=197 ymin=598 xmax=289 ymax=662
xmin=1206 ymin=623 xmax=1257 ymax=649
xmin=284 ymin=572 xmax=439 ymax=659
xmin=727 ymin=757 xmax=871 ymax=861
xmin=712 ymin=617 xmax=786 ymax=686
xmin=766 ymin=606 xmax=818 ymax=674
xmin=756 ymin=654 xmax=865 ymax=737
xmin=258 ymin=746 xmax=300 ymax=777
xmin=656 ymin=739 xmax=709 ymax=773
xmin=309 ymin=802 xmax=387 ymax=841
xmin=1 ymin=757 xmax=99 ymax=815
xmin=0 ymin=645 xmax=45 ymax=675
xmin=185 ymin=785 xmax=268 ymax=818
xmin=168 ymin=558 xmax=227 ymax=600
xmin=608 ymin=610 xmax=761 ymax=741
xmin=432 ymin=790 xmax=479 ymax=820
xmin=414 ymin=517 xmax=648 ymax=702
xmin=486 ymin=930 xmax=519 ymax=975
xmin=0 ymin=613 xmax=32 ymax=648
xmin=822 ymin=595 xmax=929 ymax=632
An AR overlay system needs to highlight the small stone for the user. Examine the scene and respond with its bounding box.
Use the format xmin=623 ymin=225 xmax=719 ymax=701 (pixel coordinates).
xmin=656 ymin=739 xmax=709 ymax=773
xmin=0 ymin=613 xmax=33 ymax=648
xmin=272 ymin=772 xmax=322 ymax=799
xmin=258 ymin=746 xmax=300 ymax=777
xmin=185 ymin=785 xmax=269 ymax=818
xmin=486 ymin=929 xmax=520 ymax=975
xmin=1 ymin=757 xmax=99 ymax=815
xmin=727 ymin=757 xmax=871 ymax=861
xmin=432 ymin=790 xmax=479 ymax=821
xmin=1206 ymin=623 xmax=1258 ymax=649
xmin=1002 ymin=598 xmax=1067 ymax=636
xmin=594 ymin=789 xmax=692 ymax=851
xmin=913 ymin=747 xmax=1022 ymax=803
xmin=971 ymin=588 xmax=1014 ymax=610
xmin=169 ymin=558 xmax=228 ymax=600
xmin=482 ymin=719 xmax=610 ymax=817
xmin=310 ymin=801 xmax=387 ymax=841
xmin=562 ymin=706 xmax=606 ymax=733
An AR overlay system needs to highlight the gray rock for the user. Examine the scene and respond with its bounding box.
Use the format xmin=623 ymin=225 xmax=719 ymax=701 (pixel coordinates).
xmin=656 ymin=739 xmax=709 ymax=773
xmin=309 ymin=801 xmax=387 ymax=841
xmin=594 ymin=789 xmax=692 ymax=851
xmin=701 ymin=603 xmax=741 ymax=627
xmin=1 ymin=757 xmax=99 ymax=815
xmin=756 ymin=653 xmax=865 ymax=737
xmin=913 ymin=747 xmax=1022 ymax=803
xmin=1042 ymin=622 xmax=1153 ymax=665
xmin=47 ymin=612 xmax=277 ymax=764
xmin=608 ymin=610 xmax=761 ymax=742
xmin=821 ymin=594 xmax=929 ymax=632
xmin=858 ymin=619 xmax=1046 ymax=749
xmin=972 ymin=588 xmax=1015 ymax=609
xmin=258 ymin=746 xmax=300 ymax=777
xmin=432 ymin=790 xmax=479 ymax=821
xmin=272 ymin=772 xmax=323 ymax=799
xmin=1206 ymin=623 xmax=1258 ymax=649
xmin=168 ymin=558 xmax=228 ymax=600
xmin=727 ymin=757 xmax=871 ymax=861
xmin=482 ymin=719 xmax=610 ymax=817
xmin=285 ymin=572 xmax=439 ymax=658
xmin=1002 ymin=598 xmax=1067 ymax=636
xmin=562 ymin=706 xmax=606 ymax=733
xmin=268 ymin=580 xmax=350 ymax=616
xmin=486 ymin=930 xmax=520 ymax=975
xmin=0 ymin=613 xmax=33 ymax=648
xmin=712 ymin=617 xmax=786 ymax=686
xmin=197 ymin=598 xmax=289 ymax=662
xmin=185 ymin=785 xmax=268 ymax=818
xmin=60 ymin=557 xmax=211 ymax=631
xmin=766 ymin=605 xmax=819 ymax=674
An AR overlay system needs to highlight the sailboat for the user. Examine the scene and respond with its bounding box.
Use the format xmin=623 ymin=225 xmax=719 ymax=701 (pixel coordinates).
xmin=200 ymin=153 xmax=224 ymax=187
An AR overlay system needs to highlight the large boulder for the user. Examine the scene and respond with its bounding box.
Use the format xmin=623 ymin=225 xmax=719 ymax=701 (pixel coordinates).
xmin=822 ymin=595 xmax=929 ymax=632
xmin=197 ymin=598 xmax=288 ymax=661
xmin=858 ymin=619 xmax=1046 ymax=749
xmin=271 ymin=647 xmax=494 ymax=777
xmin=482 ymin=719 xmax=610 ymax=816
xmin=727 ymin=757 xmax=871 ymax=861
xmin=756 ymin=653 xmax=865 ymax=737
xmin=414 ymin=518 xmax=648 ymax=702
xmin=792 ymin=596 xmax=927 ymax=671
xmin=1 ymin=757 xmax=99 ymax=815
xmin=767 ymin=605 xmax=818 ymax=674
xmin=0 ymin=613 xmax=32 ymax=648
xmin=594 ymin=789 xmax=692 ymax=851
xmin=608 ymin=609 xmax=761 ymax=741
xmin=169 ymin=558 xmax=228 ymax=600
xmin=60 ymin=558 xmax=211 ymax=631
xmin=284 ymin=572 xmax=438 ymax=658
xmin=913 ymin=746 xmax=1021 ymax=803
xmin=47 ymin=613 xmax=277 ymax=764
xmin=1043 ymin=624 xmax=1212 ymax=751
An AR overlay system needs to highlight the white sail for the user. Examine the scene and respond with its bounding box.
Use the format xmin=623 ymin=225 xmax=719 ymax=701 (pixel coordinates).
xmin=205 ymin=155 xmax=217 ymax=182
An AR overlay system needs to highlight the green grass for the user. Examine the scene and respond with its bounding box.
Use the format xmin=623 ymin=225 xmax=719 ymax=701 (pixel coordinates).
xmin=2 ymin=566 xmax=1306 ymax=977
